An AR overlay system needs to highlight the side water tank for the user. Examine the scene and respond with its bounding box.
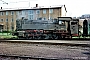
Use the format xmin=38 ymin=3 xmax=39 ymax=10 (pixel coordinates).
xmin=83 ymin=20 xmax=88 ymax=36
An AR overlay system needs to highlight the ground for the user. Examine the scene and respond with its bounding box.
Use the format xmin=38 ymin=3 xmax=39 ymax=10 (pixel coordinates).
xmin=0 ymin=42 xmax=89 ymax=60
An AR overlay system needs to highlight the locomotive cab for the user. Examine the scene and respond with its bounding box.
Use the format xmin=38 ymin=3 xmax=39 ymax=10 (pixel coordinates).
xmin=58 ymin=17 xmax=72 ymax=38
xmin=70 ymin=19 xmax=79 ymax=37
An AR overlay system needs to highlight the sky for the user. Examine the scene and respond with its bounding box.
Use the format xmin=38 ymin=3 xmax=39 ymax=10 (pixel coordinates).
xmin=0 ymin=0 xmax=90 ymax=17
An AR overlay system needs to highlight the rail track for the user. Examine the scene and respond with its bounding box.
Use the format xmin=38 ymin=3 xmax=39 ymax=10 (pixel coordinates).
xmin=1 ymin=37 xmax=90 ymax=40
xmin=0 ymin=54 xmax=59 ymax=60
xmin=0 ymin=39 xmax=90 ymax=46
xmin=0 ymin=54 xmax=81 ymax=60
xmin=0 ymin=39 xmax=90 ymax=60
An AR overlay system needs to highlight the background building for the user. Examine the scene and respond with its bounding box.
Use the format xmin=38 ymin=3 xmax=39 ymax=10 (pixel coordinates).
xmin=0 ymin=4 xmax=67 ymax=31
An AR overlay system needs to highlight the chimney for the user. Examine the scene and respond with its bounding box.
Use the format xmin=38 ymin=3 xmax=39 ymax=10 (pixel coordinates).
xmin=1 ymin=7 xmax=2 ymax=9
xmin=36 ymin=4 xmax=38 ymax=7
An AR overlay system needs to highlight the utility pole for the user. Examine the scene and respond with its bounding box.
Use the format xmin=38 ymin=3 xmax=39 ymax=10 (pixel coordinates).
xmin=12 ymin=14 xmax=14 ymax=32
xmin=28 ymin=1 xmax=30 ymax=7
xmin=6 ymin=14 xmax=8 ymax=35
xmin=49 ymin=0 xmax=50 ymax=20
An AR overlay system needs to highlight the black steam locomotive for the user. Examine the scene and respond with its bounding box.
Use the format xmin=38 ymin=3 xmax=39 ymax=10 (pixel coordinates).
xmin=13 ymin=17 xmax=79 ymax=39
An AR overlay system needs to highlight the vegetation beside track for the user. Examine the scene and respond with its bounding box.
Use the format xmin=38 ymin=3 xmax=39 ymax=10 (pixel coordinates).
xmin=0 ymin=33 xmax=17 ymax=39
xmin=72 ymin=36 xmax=90 ymax=38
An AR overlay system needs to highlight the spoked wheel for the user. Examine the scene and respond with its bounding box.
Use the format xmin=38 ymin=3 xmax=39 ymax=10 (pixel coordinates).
xmin=52 ymin=34 xmax=59 ymax=39
xmin=34 ymin=36 xmax=40 ymax=40
xmin=28 ymin=37 xmax=33 ymax=39
xmin=37 ymin=36 xmax=42 ymax=40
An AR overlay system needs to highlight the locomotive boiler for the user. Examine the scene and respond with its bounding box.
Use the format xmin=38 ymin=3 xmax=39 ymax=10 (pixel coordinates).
xmin=14 ymin=17 xmax=79 ymax=39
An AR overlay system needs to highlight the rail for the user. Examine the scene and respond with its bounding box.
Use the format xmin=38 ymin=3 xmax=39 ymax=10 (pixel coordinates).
xmin=0 ymin=54 xmax=73 ymax=60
